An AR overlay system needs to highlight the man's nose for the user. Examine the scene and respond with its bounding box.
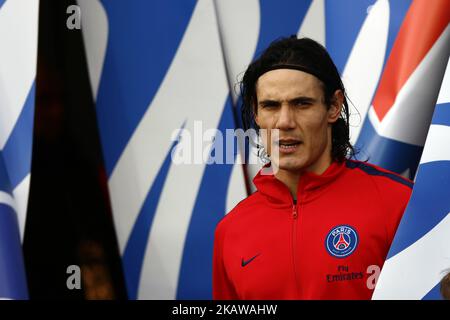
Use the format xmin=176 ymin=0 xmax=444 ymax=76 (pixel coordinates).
xmin=275 ymin=104 xmax=296 ymax=130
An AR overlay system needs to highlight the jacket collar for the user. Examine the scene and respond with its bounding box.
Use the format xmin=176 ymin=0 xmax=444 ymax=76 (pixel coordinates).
xmin=252 ymin=160 xmax=346 ymax=207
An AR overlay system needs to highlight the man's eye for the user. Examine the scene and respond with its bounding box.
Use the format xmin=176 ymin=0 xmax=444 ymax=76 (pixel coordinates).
xmin=294 ymin=100 xmax=310 ymax=107
xmin=261 ymin=103 xmax=277 ymax=108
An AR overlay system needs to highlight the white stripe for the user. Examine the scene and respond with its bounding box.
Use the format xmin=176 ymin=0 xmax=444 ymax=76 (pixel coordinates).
xmin=297 ymin=0 xmax=325 ymax=46
xmin=213 ymin=0 xmax=261 ymax=190
xmin=214 ymin=0 xmax=260 ymax=105
xmin=78 ymin=0 xmax=108 ymax=100
xmin=368 ymin=25 xmax=450 ymax=145
xmin=0 ymin=0 xmax=39 ymax=149
xmin=437 ymin=57 xmax=450 ymax=105
xmin=342 ymin=0 xmax=390 ymax=144
xmin=0 ymin=191 xmax=16 ymax=211
xmin=419 ymin=125 xmax=450 ymax=165
xmin=373 ymin=212 xmax=450 ymax=300
xmin=226 ymin=159 xmax=247 ymax=214
xmin=246 ymin=150 xmax=262 ymax=192
xmin=12 ymin=174 xmax=30 ymax=241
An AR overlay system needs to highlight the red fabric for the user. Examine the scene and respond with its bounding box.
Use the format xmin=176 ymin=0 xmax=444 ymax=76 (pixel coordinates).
xmin=213 ymin=160 xmax=412 ymax=300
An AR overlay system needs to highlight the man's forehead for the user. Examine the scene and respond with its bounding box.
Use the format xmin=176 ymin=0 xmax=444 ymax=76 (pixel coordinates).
xmin=256 ymin=68 xmax=322 ymax=99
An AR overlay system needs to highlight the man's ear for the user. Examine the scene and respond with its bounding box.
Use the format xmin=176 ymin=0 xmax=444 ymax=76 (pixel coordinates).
xmin=328 ymin=90 xmax=343 ymax=123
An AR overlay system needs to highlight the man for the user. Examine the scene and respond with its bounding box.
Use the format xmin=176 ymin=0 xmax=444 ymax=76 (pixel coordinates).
xmin=212 ymin=37 xmax=413 ymax=299
xmin=441 ymin=272 xmax=450 ymax=300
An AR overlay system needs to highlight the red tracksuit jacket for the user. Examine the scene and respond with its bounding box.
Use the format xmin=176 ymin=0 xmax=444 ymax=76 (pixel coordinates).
xmin=213 ymin=159 xmax=413 ymax=300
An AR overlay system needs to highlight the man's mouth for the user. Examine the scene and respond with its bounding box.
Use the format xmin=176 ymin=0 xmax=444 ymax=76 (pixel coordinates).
xmin=275 ymin=139 xmax=302 ymax=151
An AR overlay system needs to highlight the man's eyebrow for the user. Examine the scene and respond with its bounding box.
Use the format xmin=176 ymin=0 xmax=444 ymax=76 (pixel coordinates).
xmin=288 ymin=96 xmax=316 ymax=103
xmin=258 ymin=96 xmax=317 ymax=105
xmin=258 ymin=99 xmax=280 ymax=105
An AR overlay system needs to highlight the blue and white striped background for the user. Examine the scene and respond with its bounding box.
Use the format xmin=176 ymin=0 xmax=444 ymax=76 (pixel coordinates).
xmin=79 ymin=0 xmax=449 ymax=299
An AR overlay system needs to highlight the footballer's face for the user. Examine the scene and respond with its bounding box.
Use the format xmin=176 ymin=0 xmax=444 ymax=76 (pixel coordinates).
xmin=255 ymin=69 xmax=342 ymax=175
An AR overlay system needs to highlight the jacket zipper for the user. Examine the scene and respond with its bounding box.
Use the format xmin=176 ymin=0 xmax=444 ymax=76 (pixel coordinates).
xmin=291 ymin=199 xmax=300 ymax=296
xmin=292 ymin=202 xmax=298 ymax=219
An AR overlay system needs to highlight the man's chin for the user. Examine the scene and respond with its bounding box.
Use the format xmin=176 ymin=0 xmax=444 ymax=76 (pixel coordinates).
xmin=272 ymin=159 xmax=307 ymax=173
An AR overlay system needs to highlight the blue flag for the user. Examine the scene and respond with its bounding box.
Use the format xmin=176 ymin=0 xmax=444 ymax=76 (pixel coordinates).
xmin=373 ymin=57 xmax=450 ymax=300
xmin=353 ymin=0 xmax=450 ymax=179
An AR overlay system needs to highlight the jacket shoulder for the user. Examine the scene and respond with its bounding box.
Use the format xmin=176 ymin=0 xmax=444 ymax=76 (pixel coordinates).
xmin=344 ymin=159 xmax=413 ymax=215
xmin=344 ymin=159 xmax=414 ymax=241
xmin=215 ymin=191 xmax=261 ymax=235
xmin=345 ymin=159 xmax=413 ymax=190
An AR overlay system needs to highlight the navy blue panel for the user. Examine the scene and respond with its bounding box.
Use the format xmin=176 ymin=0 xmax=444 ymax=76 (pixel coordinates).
xmin=0 ymin=204 xmax=28 ymax=299
xmin=431 ymin=103 xmax=450 ymax=126
xmin=325 ymin=0 xmax=375 ymax=73
xmin=423 ymin=281 xmax=444 ymax=300
xmin=0 ymin=153 xmax=12 ymax=194
xmin=254 ymin=0 xmax=312 ymax=57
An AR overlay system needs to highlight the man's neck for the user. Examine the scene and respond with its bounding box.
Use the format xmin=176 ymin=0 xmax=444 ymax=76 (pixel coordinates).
xmin=275 ymin=156 xmax=332 ymax=201
xmin=275 ymin=170 xmax=301 ymax=201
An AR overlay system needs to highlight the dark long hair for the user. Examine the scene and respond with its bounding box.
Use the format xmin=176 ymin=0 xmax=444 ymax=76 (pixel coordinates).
xmin=240 ymin=36 xmax=355 ymax=162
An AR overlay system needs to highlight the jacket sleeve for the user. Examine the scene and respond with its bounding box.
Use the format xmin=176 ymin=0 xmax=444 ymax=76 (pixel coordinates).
xmin=373 ymin=175 xmax=414 ymax=248
xmin=212 ymin=220 xmax=239 ymax=300
xmin=385 ymin=183 xmax=413 ymax=247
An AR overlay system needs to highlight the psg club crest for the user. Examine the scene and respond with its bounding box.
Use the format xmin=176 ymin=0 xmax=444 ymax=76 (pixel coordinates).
xmin=325 ymin=225 xmax=359 ymax=258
